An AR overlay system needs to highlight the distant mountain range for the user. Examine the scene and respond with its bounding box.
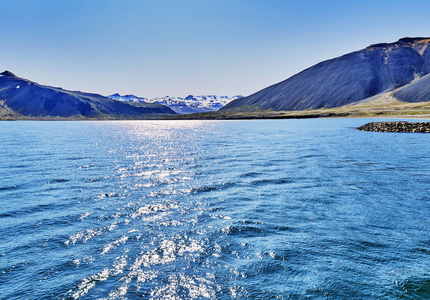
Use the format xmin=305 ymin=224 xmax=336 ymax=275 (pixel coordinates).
xmin=222 ymin=37 xmax=430 ymax=111
xmin=0 ymin=71 xmax=176 ymax=119
xmin=108 ymin=94 xmax=243 ymax=114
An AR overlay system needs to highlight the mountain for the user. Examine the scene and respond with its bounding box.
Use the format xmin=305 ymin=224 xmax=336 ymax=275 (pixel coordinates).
xmin=393 ymin=73 xmax=430 ymax=103
xmin=148 ymin=95 xmax=243 ymax=114
xmin=222 ymin=37 xmax=430 ymax=112
xmin=108 ymin=93 xmax=149 ymax=103
xmin=108 ymin=93 xmax=243 ymax=114
xmin=0 ymin=72 xmax=176 ymax=119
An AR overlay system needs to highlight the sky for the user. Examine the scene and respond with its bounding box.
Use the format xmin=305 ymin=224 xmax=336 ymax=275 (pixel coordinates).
xmin=1 ymin=0 xmax=430 ymax=98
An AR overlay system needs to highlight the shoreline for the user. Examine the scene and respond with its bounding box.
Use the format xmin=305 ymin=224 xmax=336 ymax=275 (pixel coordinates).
xmin=2 ymin=101 xmax=430 ymax=121
xmin=2 ymin=114 xmax=430 ymax=121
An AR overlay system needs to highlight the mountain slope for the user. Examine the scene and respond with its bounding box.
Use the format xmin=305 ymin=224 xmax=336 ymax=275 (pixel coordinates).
xmin=222 ymin=37 xmax=430 ymax=111
xmin=108 ymin=93 xmax=243 ymax=114
xmin=0 ymin=71 xmax=176 ymax=118
xmin=393 ymin=73 xmax=430 ymax=103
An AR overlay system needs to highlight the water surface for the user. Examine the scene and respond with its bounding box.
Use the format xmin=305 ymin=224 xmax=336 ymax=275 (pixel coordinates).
xmin=1 ymin=119 xmax=430 ymax=299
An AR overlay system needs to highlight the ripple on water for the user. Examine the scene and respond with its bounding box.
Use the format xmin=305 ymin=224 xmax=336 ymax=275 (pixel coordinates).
xmin=2 ymin=119 xmax=430 ymax=299
xmin=67 ymin=233 xmax=214 ymax=299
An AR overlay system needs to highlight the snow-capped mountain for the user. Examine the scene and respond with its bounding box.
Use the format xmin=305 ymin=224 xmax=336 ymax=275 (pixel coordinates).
xmin=108 ymin=93 xmax=243 ymax=114
xmin=108 ymin=93 xmax=149 ymax=103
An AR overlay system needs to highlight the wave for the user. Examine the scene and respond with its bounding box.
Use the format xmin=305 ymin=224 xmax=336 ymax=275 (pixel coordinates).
xmin=250 ymin=178 xmax=291 ymax=186
xmin=46 ymin=178 xmax=69 ymax=184
xmin=0 ymin=185 xmax=20 ymax=191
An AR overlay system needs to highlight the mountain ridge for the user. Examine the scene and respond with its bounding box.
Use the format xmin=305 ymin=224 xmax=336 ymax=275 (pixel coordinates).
xmin=0 ymin=71 xmax=176 ymax=119
xmin=108 ymin=93 xmax=243 ymax=114
xmin=222 ymin=37 xmax=430 ymax=112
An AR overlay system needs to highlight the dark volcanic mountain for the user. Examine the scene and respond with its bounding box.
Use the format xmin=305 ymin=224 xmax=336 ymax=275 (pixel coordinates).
xmin=222 ymin=38 xmax=430 ymax=111
xmin=0 ymin=71 xmax=176 ymax=118
xmin=393 ymin=73 xmax=430 ymax=103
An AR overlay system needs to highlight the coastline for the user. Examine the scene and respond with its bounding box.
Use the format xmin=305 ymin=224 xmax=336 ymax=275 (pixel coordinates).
xmin=2 ymin=100 xmax=430 ymax=121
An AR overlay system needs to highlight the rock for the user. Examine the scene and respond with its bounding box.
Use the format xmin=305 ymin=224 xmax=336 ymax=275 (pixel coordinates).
xmin=356 ymin=121 xmax=430 ymax=132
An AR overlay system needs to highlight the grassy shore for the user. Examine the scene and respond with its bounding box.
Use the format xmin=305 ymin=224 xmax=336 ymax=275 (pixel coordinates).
xmin=163 ymin=100 xmax=430 ymax=120
xmin=2 ymin=99 xmax=430 ymax=121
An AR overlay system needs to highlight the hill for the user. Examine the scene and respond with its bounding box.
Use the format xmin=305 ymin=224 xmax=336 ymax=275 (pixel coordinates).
xmin=393 ymin=73 xmax=430 ymax=103
xmin=222 ymin=37 xmax=430 ymax=112
xmin=0 ymin=71 xmax=176 ymax=119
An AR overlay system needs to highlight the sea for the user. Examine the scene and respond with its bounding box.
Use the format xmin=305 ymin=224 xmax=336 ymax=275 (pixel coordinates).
xmin=1 ymin=118 xmax=430 ymax=299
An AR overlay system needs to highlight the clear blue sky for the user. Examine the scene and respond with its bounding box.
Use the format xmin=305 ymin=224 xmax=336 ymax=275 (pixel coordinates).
xmin=1 ymin=0 xmax=430 ymax=98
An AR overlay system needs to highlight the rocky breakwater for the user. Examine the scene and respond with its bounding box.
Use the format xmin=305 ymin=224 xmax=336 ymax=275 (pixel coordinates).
xmin=357 ymin=121 xmax=430 ymax=132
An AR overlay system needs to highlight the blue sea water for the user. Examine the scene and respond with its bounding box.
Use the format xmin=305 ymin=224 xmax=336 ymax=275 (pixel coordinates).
xmin=1 ymin=118 xmax=430 ymax=299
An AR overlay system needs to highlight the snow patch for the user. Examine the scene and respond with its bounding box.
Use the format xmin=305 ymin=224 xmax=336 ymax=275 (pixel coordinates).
xmin=108 ymin=94 xmax=243 ymax=114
